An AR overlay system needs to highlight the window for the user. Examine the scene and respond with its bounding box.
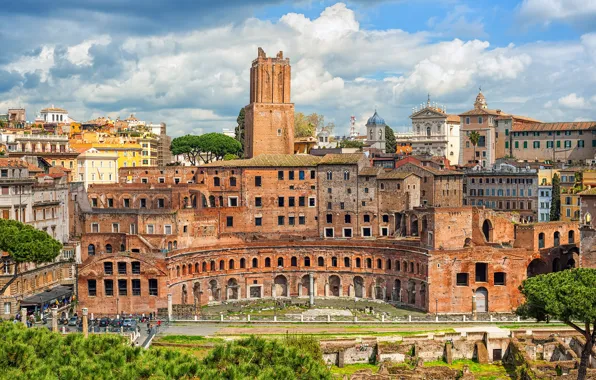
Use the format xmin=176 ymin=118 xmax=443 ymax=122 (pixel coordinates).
xmin=289 ymin=197 xmax=295 ymax=207
xmin=343 ymin=228 xmax=352 ymax=237
xmin=123 ymin=198 xmax=130 ymax=208
xmin=118 ymin=279 xmax=128 ymax=296
xmin=140 ymin=198 xmax=147 ymax=208
xmin=299 ymin=196 xmax=306 ymax=207
xmin=158 ymin=177 xmax=165 ymax=183
xmin=505 ymin=141 xmax=509 ymax=149
xmin=146 ymin=224 xmax=154 ymax=234
xmin=309 ymin=197 xmax=316 ymax=207
xmin=88 ymin=280 xmax=97 ymax=296
xmin=344 ymin=214 xmax=351 ymax=223
xmin=547 ymin=141 xmax=553 ymax=148
xmin=106 ymin=244 xmax=113 ymax=253
xmin=326 ymin=171 xmax=332 ymax=180
xmin=362 ymin=227 xmax=372 ymax=237
xmin=382 ymin=215 xmax=389 ymax=223
xmin=381 ymin=227 xmax=388 ymax=236
xmin=148 ymin=279 xmax=158 ymax=296
xmin=255 ymin=176 xmax=262 ymax=187
xmin=278 ymin=171 xmax=284 ymax=180
xmin=299 ymin=215 xmax=306 ymax=225
xmin=91 ymin=223 xmax=99 ymax=233
xmin=465 ymin=117 xmax=470 ymax=124
xmin=278 ymin=197 xmax=285 ymax=207
xmin=104 ymin=262 xmax=113 ymax=275
xmin=118 ymin=262 xmax=127 ymax=275
xmin=564 ymin=140 xmax=571 ymax=148
xmin=343 ymin=171 xmax=350 ymax=180
xmin=255 ymin=197 xmax=262 ymax=207
xmin=107 ymin=198 xmax=114 ymax=207
xmin=289 ymin=171 xmax=295 ymax=180
xmin=230 ymin=177 xmax=237 ymax=186
xmin=104 ymin=280 xmax=114 ymax=296
xmin=344 ymin=257 xmax=351 ymax=267
xmin=226 ymin=216 xmax=233 ymax=227
xmin=331 ymin=257 xmax=338 ymax=267
xmin=213 ymin=177 xmax=220 ymax=186
xmin=578 ymin=140 xmax=585 ymax=148
xmin=533 ymin=141 xmax=540 ymax=148
xmin=278 ymin=216 xmax=285 ymax=225
xmin=132 ymin=261 xmax=141 ymax=274
xmin=4 ymin=302 xmax=10 ymax=315
xmin=456 ymin=273 xmax=468 ymax=286
xmin=311 ymin=170 xmax=316 ymax=179
xmin=494 ymin=272 xmax=506 ymax=286
xmin=340 ymin=202 xmax=344 ymax=209
xmin=475 ymin=263 xmax=487 ymax=282
xmin=228 ymin=197 xmax=238 ymax=207
xmin=325 ymin=228 xmax=334 ymax=238
xmin=255 ymin=217 xmax=262 ymax=226
xmin=132 ymin=279 xmax=141 ymax=296
xmin=288 ymin=216 xmax=295 ymax=225
xmin=523 ymin=141 xmax=528 ymax=149
xmin=364 ymin=215 xmax=370 ymax=223
xmin=514 ymin=141 xmax=519 ymax=149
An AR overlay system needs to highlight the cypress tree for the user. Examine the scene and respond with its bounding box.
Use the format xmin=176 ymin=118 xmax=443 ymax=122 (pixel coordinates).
xmin=550 ymin=173 xmax=561 ymax=221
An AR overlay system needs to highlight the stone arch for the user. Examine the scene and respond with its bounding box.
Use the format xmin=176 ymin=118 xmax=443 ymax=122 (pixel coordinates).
xmin=209 ymin=279 xmax=220 ymax=301
xmin=552 ymin=258 xmax=561 ymax=272
xmin=354 ymin=276 xmax=364 ymax=298
xmin=475 ymin=287 xmax=488 ymax=313
xmin=300 ymin=275 xmax=310 ymax=296
xmin=193 ymin=282 xmax=201 ymax=306
xmin=329 ymin=275 xmax=341 ymax=297
xmin=274 ymin=275 xmax=288 ymax=297
xmin=317 ymin=256 xmax=325 ymax=266
xmin=527 ymin=258 xmax=548 ymax=278
xmin=252 ymin=257 xmax=258 ymax=268
xmin=291 ymin=256 xmax=297 ymax=267
xmin=202 ymin=262 xmax=207 ymax=272
xmin=538 ymin=232 xmax=545 ymax=249
xmin=366 ymin=258 xmax=372 ymax=268
xmin=386 ymin=259 xmax=392 ymax=270
xmin=181 ymin=284 xmax=188 ymax=305
xmin=554 ymin=231 xmax=560 ymax=247
xmin=240 ymin=258 xmax=246 ymax=269
xmin=344 ymin=257 xmax=351 ymax=268
xmin=227 ymin=278 xmax=239 ymax=300
xmin=219 ymin=260 xmax=224 ymax=270
xmin=420 ymin=283 xmax=426 ymax=308
xmin=331 ymin=256 xmax=338 ymax=267
xmin=265 ymin=257 xmax=271 ymax=267
xmin=403 ymin=261 xmax=408 ymax=272
xmin=568 ymin=230 xmax=575 ymax=244
xmin=229 ymin=259 xmax=235 ymax=270
xmin=407 ymin=280 xmax=416 ymax=304
xmin=375 ymin=278 xmax=385 ymax=300
xmin=194 ymin=263 xmax=199 ymax=273
xmin=396 ymin=260 xmax=401 ymax=271
xmin=187 ymin=263 xmax=192 ymax=274
xmin=304 ymin=256 xmax=311 ymax=267
xmin=376 ymin=258 xmax=382 ymax=269
xmin=482 ymin=219 xmax=492 ymax=242
xmin=277 ymin=257 xmax=284 ymax=267
xmin=210 ymin=260 xmax=215 ymax=271
xmin=394 ymin=279 xmax=401 ymax=302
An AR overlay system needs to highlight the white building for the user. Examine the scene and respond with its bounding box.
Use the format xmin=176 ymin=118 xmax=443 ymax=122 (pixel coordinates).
xmin=316 ymin=130 xmax=333 ymax=148
xmin=77 ymin=148 xmax=119 ymax=189
xmin=40 ymin=106 xmax=69 ymax=124
xmin=405 ymin=98 xmax=461 ymax=165
xmin=538 ymin=185 xmax=552 ymax=222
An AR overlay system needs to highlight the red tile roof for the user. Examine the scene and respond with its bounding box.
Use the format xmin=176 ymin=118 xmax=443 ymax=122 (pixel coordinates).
xmin=512 ymin=121 xmax=596 ymax=132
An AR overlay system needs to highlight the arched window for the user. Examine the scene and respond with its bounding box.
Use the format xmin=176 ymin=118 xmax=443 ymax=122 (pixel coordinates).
xmin=403 ymin=261 xmax=408 ymax=272
xmin=304 ymin=257 xmax=311 ymax=267
xmin=426 ymin=127 xmax=431 ymax=137
xmin=377 ymin=258 xmax=382 ymax=269
xmin=396 ymin=260 xmax=401 ymax=271
xmin=344 ymin=257 xmax=351 ymax=267
xmin=213 ymin=177 xmax=220 ymax=186
xmin=202 ymin=262 xmax=207 ymax=272
xmin=366 ymin=258 xmax=372 ymax=268
xmin=88 ymin=244 xmax=95 ymax=256
xmin=291 ymin=257 xmax=297 ymax=267
xmin=252 ymin=258 xmax=258 ymax=268
xmin=195 ymin=263 xmax=199 ymax=273
xmin=386 ymin=259 xmax=392 ymax=270
xmin=219 ymin=260 xmax=225 ymax=270
xmin=105 ymin=244 xmax=112 ymax=254
xmin=176 ymin=266 xmax=180 ymax=277
xmin=332 ymin=257 xmax=338 ymax=267
xmin=229 ymin=259 xmax=235 ymax=270
xmin=210 ymin=261 xmax=216 ymax=271
xmin=182 ymin=266 xmax=186 ymax=276
xmin=277 ymin=257 xmax=284 ymax=267
xmin=569 ymin=230 xmax=575 ymax=244
xmin=554 ymin=231 xmax=560 ymax=247
xmin=318 ymin=257 xmax=325 ymax=266
xmin=173 ymin=241 xmax=178 ymax=249
xmin=265 ymin=257 xmax=271 ymax=267
xmin=188 ymin=264 xmax=192 ymax=274
xmin=120 ymin=244 xmax=125 ymax=252
xmin=356 ymin=258 xmax=361 ymax=268
xmin=410 ymin=262 xmax=414 ymax=272
xmin=417 ymin=263 xmax=420 ymax=274
xmin=167 ymin=241 xmax=172 ymax=251
xmin=240 ymin=258 xmax=246 ymax=268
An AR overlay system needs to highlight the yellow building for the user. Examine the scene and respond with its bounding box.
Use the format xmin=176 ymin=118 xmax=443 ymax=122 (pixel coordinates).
xmin=559 ymin=168 xmax=582 ymax=221
xmin=70 ymin=132 xmax=142 ymax=170
xmin=77 ymin=148 xmax=119 ymax=189
xmin=139 ymin=134 xmax=158 ymax=166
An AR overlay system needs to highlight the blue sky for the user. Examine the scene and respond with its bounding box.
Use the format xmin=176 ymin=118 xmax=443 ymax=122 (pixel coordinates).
xmin=1 ymin=0 xmax=596 ymax=136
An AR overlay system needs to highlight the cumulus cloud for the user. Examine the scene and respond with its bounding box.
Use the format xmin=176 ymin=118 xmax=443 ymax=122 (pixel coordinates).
xmin=558 ymin=93 xmax=588 ymax=109
xmin=518 ymin=0 xmax=596 ymax=26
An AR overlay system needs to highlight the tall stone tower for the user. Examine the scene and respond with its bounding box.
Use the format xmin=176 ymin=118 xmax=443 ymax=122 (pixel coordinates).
xmin=244 ymin=48 xmax=294 ymax=158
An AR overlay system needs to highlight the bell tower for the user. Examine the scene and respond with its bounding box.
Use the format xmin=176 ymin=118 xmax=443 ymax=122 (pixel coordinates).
xmin=244 ymin=48 xmax=295 ymax=158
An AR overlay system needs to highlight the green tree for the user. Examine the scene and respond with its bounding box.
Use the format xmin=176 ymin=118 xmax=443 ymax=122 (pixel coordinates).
xmin=550 ymin=173 xmax=561 ymax=221
xmin=170 ymin=135 xmax=203 ymax=166
xmin=223 ymin=153 xmax=239 ymax=161
xmin=295 ymin=112 xmax=324 ymax=138
xmin=235 ymin=107 xmax=245 ymax=156
xmin=468 ymin=131 xmax=481 ymax=164
xmin=339 ymin=140 xmax=364 ymax=150
xmin=517 ymin=269 xmax=596 ymax=380
xmin=385 ymin=125 xmax=397 ymax=153
xmin=0 ymin=219 xmax=62 ymax=294
xmin=196 ymin=133 xmax=242 ymax=163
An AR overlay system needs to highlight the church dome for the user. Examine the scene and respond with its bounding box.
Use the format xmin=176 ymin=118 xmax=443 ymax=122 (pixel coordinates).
xmin=366 ymin=110 xmax=386 ymax=126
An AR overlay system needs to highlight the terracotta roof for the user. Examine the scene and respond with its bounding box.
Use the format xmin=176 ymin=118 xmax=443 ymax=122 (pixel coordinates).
xmin=201 ymin=154 xmax=321 ymax=168
xmin=27 ymin=163 xmax=43 ymax=173
xmin=512 ymin=121 xmax=596 ymax=132
xmin=459 ymin=108 xmax=506 ymax=117
xmin=446 ymin=115 xmax=460 ymax=123
xmin=377 ymin=171 xmax=417 ymax=180
xmin=496 ymin=114 xmax=541 ymax=123
xmin=401 ymin=162 xmax=463 ymax=176
xmin=0 ymin=158 xmax=28 ymax=168
xmin=579 ymin=188 xmax=596 ymax=196
xmin=318 ymin=153 xmax=365 ymax=165
xmin=358 ymin=167 xmax=381 ymax=176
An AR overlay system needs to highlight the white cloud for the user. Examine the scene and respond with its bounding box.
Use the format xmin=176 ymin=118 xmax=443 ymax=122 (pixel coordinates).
xmin=518 ymin=0 xmax=596 ymax=25
xmin=558 ymin=93 xmax=588 ymax=109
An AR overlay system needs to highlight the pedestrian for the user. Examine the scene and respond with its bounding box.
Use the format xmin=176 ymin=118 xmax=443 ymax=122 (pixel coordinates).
xmin=157 ymin=320 xmax=161 ymax=328
xmin=146 ymin=321 xmax=150 ymax=330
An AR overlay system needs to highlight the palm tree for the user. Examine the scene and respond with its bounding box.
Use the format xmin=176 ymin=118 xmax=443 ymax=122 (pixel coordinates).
xmin=468 ymin=131 xmax=481 ymax=165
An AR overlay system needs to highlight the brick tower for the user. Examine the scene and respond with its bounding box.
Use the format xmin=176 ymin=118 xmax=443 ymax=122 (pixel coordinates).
xmin=244 ymin=48 xmax=294 ymax=158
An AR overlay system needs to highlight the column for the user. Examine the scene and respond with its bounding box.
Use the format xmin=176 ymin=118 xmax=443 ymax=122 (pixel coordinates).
xmin=52 ymin=308 xmax=58 ymax=333
xmin=82 ymin=308 xmax=89 ymax=338
xmin=309 ymin=273 xmax=314 ymax=307
xmin=167 ymin=293 xmax=173 ymax=321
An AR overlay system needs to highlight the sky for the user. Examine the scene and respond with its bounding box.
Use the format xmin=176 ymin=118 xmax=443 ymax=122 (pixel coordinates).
xmin=2 ymin=0 xmax=596 ymax=137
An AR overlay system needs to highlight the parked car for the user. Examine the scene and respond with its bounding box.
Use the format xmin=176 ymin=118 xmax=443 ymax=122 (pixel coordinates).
xmin=67 ymin=317 xmax=78 ymax=326
xmin=98 ymin=318 xmax=111 ymax=327
xmin=110 ymin=319 xmax=123 ymax=328
xmin=122 ymin=319 xmax=137 ymax=328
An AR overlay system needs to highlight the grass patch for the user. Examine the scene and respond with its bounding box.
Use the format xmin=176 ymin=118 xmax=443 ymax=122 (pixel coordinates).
xmin=330 ymin=363 xmax=379 ymax=377
xmin=155 ymin=335 xmax=224 ymax=344
xmin=424 ymin=359 xmax=508 ymax=378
